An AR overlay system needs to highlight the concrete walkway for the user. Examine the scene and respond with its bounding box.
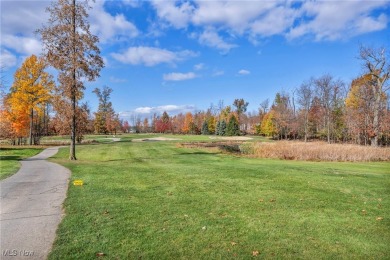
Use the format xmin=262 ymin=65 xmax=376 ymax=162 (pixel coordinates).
xmin=0 ymin=147 xmax=70 ymax=260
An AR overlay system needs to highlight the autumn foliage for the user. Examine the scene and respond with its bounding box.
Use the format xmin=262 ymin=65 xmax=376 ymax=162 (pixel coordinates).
xmin=3 ymin=55 xmax=53 ymax=144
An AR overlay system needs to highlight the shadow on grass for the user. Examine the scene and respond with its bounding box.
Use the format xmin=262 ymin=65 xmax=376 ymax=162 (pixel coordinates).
xmin=0 ymin=155 xmax=21 ymax=161
xmin=176 ymin=152 xmax=219 ymax=156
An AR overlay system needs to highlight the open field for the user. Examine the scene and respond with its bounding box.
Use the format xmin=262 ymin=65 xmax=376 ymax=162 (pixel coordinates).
xmin=47 ymin=135 xmax=390 ymax=259
xmin=0 ymin=147 xmax=44 ymax=179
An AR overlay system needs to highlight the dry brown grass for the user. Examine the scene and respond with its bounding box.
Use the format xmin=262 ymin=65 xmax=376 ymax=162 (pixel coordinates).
xmin=252 ymin=141 xmax=390 ymax=162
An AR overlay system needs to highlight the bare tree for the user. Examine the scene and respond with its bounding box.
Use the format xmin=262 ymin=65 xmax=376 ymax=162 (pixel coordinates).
xmin=39 ymin=0 xmax=104 ymax=159
xmin=314 ymin=74 xmax=344 ymax=143
xmin=259 ymin=98 xmax=269 ymax=114
xmin=359 ymin=45 xmax=390 ymax=146
xmin=297 ymin=79 xmax=314 ymax=142
xmin=233 ymin=98 xmax=249 ymax=131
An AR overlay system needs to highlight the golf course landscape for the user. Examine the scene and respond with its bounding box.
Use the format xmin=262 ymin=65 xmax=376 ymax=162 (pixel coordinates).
xmin=3 ymin=1 xmax=390 ymax=259
xmin=4 ymin=135 xmax=389 ymax=259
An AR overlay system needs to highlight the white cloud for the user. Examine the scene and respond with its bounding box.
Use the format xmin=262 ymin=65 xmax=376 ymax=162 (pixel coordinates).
xmin=212 ymin=70 xmax=225 ymax=77
xmin=111 ymin=47 xmax=198 ymax=66
xmin=0 ymin=1 xmax=49 ymax=37
xmin=150 ymin=0 xmax=389 ymax=45
xmin=238 ymin=69 xmax=250 ymax=75
xmin=89 ymin=1 xmax=139 ymax=43
xmin=163 ymin=72 xmax=197 ymax=81
xmin=109 ymin=76 xmax=127 ymax=83
xmin=1 ymin=35 xmax=42 ymax=56
xmin=287 ymin=1 xmax=389 ymax=41
xmin=151 ymin=1 xmax=195 ymax=29
xmin=198 ymin=28 xmax=237 ymax=53
xmin=0 ymin=1 xmax=48 ymax=58
xmin=352 ymin=13 xmax=387 ymax=36
xmin=127 ymin=104 xmax=196 ymax=117
xmin=194 ymin=63 xmax=204 ymax=71
xmin=251 ymin=6 xmax=298 ymax=37
xmin=0 ymin=49 xmax=17 ymax=69
xmin=122 ymin=0 xmax=141 ymax=8
xmin=134 ymin=107 xmax=153 ymax=114
xmin=191 ymin=1 xmax=276 ymax=34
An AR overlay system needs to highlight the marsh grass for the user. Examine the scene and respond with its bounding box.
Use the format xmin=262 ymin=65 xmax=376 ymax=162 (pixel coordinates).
xmin=252 ymin=141 xmax=390 ymax=162
xmin=48 ymin=138 xmax=390 ymax=259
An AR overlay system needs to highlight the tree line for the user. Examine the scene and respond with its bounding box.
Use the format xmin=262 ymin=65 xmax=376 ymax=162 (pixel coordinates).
xmin=1 ymin=47 xmax=389 ymax=148
xmin=129 ymin=46 xmax=390 ymax=147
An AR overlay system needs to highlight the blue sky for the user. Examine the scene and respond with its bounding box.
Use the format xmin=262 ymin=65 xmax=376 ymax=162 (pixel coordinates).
xmin=1 ymin=0 xmax=389 ymax=121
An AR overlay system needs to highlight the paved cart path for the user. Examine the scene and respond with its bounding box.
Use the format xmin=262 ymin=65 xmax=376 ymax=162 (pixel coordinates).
xmin=0 ymin=147 xmax=70 ymax=260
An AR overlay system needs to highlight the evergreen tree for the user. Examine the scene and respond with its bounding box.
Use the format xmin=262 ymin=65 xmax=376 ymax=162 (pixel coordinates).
xmin=219 ymin=120 xmax=227 ymax=136
xmin=216 ymin=120 xmax=221 ymax=135
xmin=201 ymin=121 xmax=209 ymax=135
xmin=227 ymin=115 xmax=240 ymax=136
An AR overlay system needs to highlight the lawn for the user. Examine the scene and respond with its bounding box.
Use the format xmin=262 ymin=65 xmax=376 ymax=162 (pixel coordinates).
xmin=0 ymin=147 xmax=44 ymax=180
xmin=49 ymin=137 xmax=389 ymax=259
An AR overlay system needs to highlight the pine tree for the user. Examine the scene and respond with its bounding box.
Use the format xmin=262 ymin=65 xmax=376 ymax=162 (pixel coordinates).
xmin=201 ymin=121 xmax=209 ymax=135
xmin=227 ymin=115 xmax=240 ymax=136
xmin=219 ymin=120 xmax=227 ymax=136
xmin=216 ymin=120 xmax=221 ymax=135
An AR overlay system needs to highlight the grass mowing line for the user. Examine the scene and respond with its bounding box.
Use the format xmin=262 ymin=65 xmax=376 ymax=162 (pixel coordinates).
xmin=0 ymin=147 xmax=44 ymax=180
xmin=49 ymin=138 xmax=390 ymax=259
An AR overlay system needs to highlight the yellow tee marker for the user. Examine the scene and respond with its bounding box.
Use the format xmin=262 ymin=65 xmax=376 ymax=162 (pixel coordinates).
xmin=73 ymin=180 xmax=84 ymax=186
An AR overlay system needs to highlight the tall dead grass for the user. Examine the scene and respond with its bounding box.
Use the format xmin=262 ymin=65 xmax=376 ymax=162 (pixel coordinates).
xmin=252 ymin=141 xmax=390 ymax=162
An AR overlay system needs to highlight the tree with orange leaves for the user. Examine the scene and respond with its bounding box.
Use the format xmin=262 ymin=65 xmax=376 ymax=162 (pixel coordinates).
xmin=182 ymin=112 xmax=198 ymax=134
xmin=7 ymin=55 xmax=54 ymax=145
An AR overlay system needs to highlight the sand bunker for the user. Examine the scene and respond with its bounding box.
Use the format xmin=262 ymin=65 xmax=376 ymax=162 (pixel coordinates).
xmin=132 ymin=137 xmax=181 ymax=142
xmin=101 ymin=137 xmax=121 ymax=142
xmin=209 ymin=136 xmax=253 ymax=141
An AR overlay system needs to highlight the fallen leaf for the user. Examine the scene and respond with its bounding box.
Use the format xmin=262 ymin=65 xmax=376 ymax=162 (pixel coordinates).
xmin=231 ymin=241 xmax=237 ymax=246
xmin=202 ymin=226 xmax=207 ymax=230
xmin=258 ymin=199 xmax=264 ymax=202
xmin=376 ymin=217 xmax=384 ymax=221
xmin=252 ymin=250 xmax=260 ymax=256
xmin=269 ymin=199 xmax=276 ymax=202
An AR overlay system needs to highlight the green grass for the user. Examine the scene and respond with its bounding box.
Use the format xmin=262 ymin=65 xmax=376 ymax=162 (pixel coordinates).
xmin=49 ymin=137 xmax=390 ymax=259
xmin=0 ymin=147 xmax=44 ymax=179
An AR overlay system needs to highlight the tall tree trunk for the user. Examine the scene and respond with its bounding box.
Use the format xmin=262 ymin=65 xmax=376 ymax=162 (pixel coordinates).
xmin=304 ymin=110 xmax=308 ymax=142
xmin=371 ymin=94 xmax=380 ymax=147
xmin=42 ymin=105 xmax=46 ymax=136
xmin=371 ymin=85 xmax=382 ymax=147
xmin=29 ymin=108 xmax=34 ymax=145
xmin=46 ymin=103 xmax=49 ymax=135
xmin=69 ymin=0 xmax=77 ymax=160
xmin=70 ymin=92 xmax=77 ymax=160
